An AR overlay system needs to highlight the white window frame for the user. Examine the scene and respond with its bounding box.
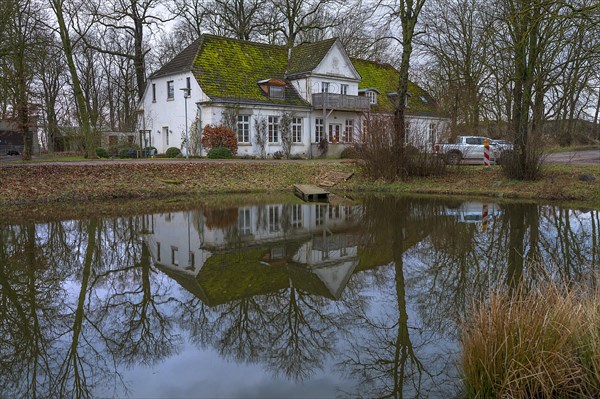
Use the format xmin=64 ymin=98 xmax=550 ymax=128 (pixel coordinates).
xmin=167 ymin=81 xmax=174 ymax=100
xmin=321 ymin=82 xmax=330 ymax=93
xmin=292 ymin=117 xmax=302 ymax=143
xmin=237 ymin=115 xmax=250 ymax=143
xmin=340 ymin=84 xmax=348 ymax=95
xmin=291 ymin=204 xmax=302 ymax=228
xmin=238 ymin=208 xmax=251 ymax=235
xmin=268 ymin=206 xmax=280 ymax=232
xmin=315 ymin=118 xmax=324 ymax=143
xmin=268 ymin=116 xmax=279 ymax=143
xmin=344 ymin=119 xmax=354 ymax=143
xmin=367 ymin=91 xmax=377 ymax=105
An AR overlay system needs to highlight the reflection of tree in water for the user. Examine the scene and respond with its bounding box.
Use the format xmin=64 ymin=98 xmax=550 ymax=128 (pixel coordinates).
xmin=0 ymin=216 xmax=182 ymax=397
xmin=340 ymin=197 xmax=454 ymax=398
xmin=0 ymin=223 xmax=70 ymax=398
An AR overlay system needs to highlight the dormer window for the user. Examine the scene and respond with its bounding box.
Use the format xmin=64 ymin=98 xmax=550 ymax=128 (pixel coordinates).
xmin=359 ymin=88 xmax=380 ymax=105
xmin=269 ymin=86 xmax=284 ymax=99
xmin=405 ymin=92 xmax=411 ymax=108
xmin=367 ymin=91 xmax=377 ymax=105
xmin=258 ymin=78 xmax=286 ymax=99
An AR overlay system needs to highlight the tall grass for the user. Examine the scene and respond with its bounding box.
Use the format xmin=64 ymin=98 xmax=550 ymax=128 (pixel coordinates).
xmin=461 ymin=281 xmax=600 ymax=398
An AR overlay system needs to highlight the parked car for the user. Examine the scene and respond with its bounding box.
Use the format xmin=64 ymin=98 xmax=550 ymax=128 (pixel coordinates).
xmin=434 ymin=136 xmax=496 ymax=165
xmin=6 ymin=149 xmax=19 ymax=156
xmin=490 ymin=139 xmax=514 ymax=163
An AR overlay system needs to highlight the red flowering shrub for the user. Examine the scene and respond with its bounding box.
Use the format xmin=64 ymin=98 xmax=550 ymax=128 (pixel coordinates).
xmin=201 ymin=125 xmax=238 ymax=155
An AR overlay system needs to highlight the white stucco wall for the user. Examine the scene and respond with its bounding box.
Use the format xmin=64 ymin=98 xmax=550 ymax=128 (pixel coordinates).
xmin=140 ymin=71 xmax=206 ymax=154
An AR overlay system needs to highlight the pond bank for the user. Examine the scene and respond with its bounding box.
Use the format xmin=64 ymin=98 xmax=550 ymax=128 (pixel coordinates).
xmin=0 ymin=160 xmax=599 ymax=207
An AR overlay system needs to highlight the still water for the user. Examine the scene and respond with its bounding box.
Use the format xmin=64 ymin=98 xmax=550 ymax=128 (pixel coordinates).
xmin=1 ymin=195 xmax=598 ymax=398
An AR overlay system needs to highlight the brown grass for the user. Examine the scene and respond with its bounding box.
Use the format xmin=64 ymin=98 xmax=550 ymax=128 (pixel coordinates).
xmin=461 ymin=281 xmax=600 ymax=398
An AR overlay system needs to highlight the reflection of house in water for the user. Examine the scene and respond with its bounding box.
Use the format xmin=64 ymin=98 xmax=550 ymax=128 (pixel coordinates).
xmin=141 ymin=203 xmax=363 ymax=305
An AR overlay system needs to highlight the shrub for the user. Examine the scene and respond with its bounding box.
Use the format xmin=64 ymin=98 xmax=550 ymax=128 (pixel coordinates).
xmin=166 ymin=147 xmax=181 ymax=158
xmin=272 ymin=150 xmax=284 ymax=159
xmin=207 ymin=146 xmax=233 ymax=159
xmin=119 ymin=148 xmax=130 ymax=158
xmin=340 ymin=146 xmax=360 ymax=159
xmin=95 ymin=148 xmax=109 ymax=158
xmin=355 ymin=116 xmax=446 ymax=180
xmin=500 ymin=140 xmax=544 ymax=180
xmin=201 ymin=124 xmax=238 ymax=155
xmin=318 ymin=138 xmax=329 ymax=157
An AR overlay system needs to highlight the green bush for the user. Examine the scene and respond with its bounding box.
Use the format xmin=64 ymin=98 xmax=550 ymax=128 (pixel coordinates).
xmin=207 ymin=146 xmax=233 ymax=159
xmin=166 ymin=147 xmax=181 ymax=158
xmin=119 ymin=148 xmax=132 ymax=158
xmin=95 ymin=148 xmax=109 ymax=158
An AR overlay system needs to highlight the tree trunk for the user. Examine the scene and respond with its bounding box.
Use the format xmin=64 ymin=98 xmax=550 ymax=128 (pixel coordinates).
xmin=51 ymin=0 xmax=96 ymax=158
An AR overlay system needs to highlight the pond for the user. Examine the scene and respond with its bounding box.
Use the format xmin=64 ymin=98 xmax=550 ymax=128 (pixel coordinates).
xmin=0 ymin=195 xmax=598 ymax=398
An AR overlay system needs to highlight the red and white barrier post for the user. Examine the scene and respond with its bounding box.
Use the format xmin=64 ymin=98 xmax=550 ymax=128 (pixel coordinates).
xmin=482 ymin=203 xmax=489 ymax=233
xmin=483 ymin=138 xmax=490 ymax=169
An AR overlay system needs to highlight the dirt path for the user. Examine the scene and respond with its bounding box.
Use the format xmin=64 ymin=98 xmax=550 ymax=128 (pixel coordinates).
xmin=544 ymin=150 xmax=600 ymax=165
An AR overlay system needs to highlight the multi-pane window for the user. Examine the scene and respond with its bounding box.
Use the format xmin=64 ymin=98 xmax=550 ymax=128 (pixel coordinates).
xmin=340 ymin=84 xmax=348 ymax=95
xmin=291 ymin=204 xmax=302 ymax=228
xmin=321 ymin=82 xmax=330 ymax=93
xmin=315 ymin=118 xmax=324 ymax=142
xmin=268 ymin=116 xmax=279 ymax=143
xmin=344 ymin=119 xmax=354 ymax=143
xmin=268 ymin=206 xmax=280 ymax=232
xmin=237 ymin=115 xmax=250 ymax=143
xmin=428 ymin=123 xmax=437 ymax=145
xmin=292 ymin=118 xmax=302 ymax=143
xmin=167 ymin=81 xmax=174 ymax=100
xmin=316 ymin=204 xmax=325 ymax=226
xmin=367 ymin=90 xmax=377 ymax=104
xmin=238 ymin=208 xmax=251 ymax=235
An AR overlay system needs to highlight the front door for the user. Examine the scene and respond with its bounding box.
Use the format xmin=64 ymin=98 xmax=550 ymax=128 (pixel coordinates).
xmin=328 ymin=124 xmax=341 ymax=143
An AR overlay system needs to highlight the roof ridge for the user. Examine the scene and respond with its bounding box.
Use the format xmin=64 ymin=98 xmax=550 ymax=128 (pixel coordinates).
xmin=201 ymin=34 xmax=287 ymax=50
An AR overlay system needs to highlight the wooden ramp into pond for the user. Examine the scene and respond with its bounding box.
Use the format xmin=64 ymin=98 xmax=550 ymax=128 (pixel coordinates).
xmin=294 ymin=184 xmax=330 ymax=202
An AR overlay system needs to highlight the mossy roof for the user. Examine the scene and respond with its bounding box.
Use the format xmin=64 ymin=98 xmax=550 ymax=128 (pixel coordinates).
xmin=191 ymin=35 xmax=309 ymax=107
xmin=287 ymin=38 xmax=337 ymax=76
xmin=351 ymin=58 xmax=439 ymax=116
xmin=150 ymin=39 xmax=203 ymax=79
xmin=150 ymin=35 xmax=440 ymax=115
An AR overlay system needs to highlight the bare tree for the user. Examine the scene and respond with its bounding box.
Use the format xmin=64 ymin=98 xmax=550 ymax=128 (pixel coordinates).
xmin=271 ymin=0 xmax=340 ymax=48
xmin=86 ymin=0 xmax=174 ymax=101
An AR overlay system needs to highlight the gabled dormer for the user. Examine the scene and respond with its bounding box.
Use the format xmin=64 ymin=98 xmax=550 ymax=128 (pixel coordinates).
xmin=257 ymin=78 xmax=287 ymax=99
xmin=287 ymin=38 xmax=367 ymax=111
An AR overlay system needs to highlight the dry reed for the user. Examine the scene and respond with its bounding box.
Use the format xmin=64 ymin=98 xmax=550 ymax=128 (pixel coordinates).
xmin=461 ymin=281 xmax=600 ymax=398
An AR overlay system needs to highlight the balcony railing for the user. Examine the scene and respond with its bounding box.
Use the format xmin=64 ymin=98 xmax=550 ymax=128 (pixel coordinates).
xmin=312 ymin=93 xmax=370 ymax=111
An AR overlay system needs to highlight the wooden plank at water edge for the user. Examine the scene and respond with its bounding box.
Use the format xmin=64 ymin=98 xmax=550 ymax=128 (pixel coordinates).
xmin=294 ymin=184 xmax=330 ymax=202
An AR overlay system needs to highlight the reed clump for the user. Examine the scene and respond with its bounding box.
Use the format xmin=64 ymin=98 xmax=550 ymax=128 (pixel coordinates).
xmin=461 ymin=282 xmax=600 ymax=398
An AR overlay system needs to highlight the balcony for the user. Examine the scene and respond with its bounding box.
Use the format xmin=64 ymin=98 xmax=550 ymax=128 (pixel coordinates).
xmin=312 ymin=93 xmax=370 ymax=112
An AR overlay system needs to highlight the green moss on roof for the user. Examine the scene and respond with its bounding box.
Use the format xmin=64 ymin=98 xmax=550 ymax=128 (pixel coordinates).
xmin=197 ymin=247 xmax=289 ymax=306
xmin=287 ymin=38 xmax=337 ymax=76
xmin=192 ymin=35 xmax=309 ymax=107
xmin=351 ymin=58 xmax=438 ymax=116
